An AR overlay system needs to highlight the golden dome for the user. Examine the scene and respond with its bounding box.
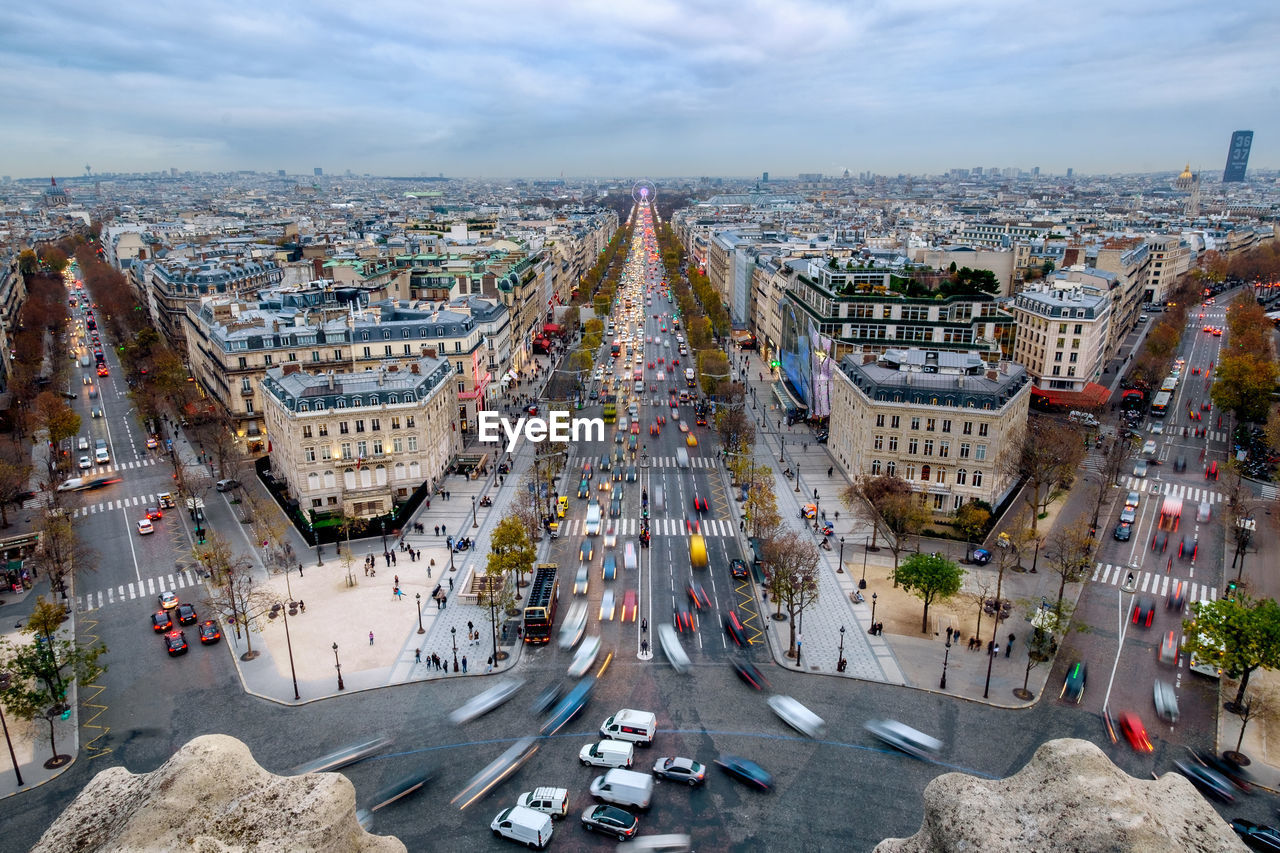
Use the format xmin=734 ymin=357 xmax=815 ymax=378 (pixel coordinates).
xmin=1179 ymin=163 xmax=1193 ymax=180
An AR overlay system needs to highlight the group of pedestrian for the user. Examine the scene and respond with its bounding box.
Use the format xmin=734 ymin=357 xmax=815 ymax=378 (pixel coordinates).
xmin=362 ymin=556 xmax=378 ymax=577
xmin=868 ymin=622 xmax=884 ymax=636
xmin=418 ymin=650 xmax=450 ymax=672
xmin=433 ymin=524 xmax=447 ymax=537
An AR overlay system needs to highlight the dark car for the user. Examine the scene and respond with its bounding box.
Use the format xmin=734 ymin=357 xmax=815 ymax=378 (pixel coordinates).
xmin=578 ymin=479 xmax=591 ymax=499
xmin=176 ymin=603 xmax=197 ymax=625
xmin=684 ymin=518 xmax=700 ymax=534
xmin=687 ymin=581 xmax=711 ymax=610
xmin=1060 ymin=661 xmax=1086 ymax=704
xmin=729 ymin=559 xmax=748 ymax=579
xmin=580 ymin=540 xmax=595 ymax=563
xmin=725 ymin=612 xmax=748 ymax=646
xmin=151 ymin=611 xmax=173 ymax=633
xmin=731 ymin=658 xmax=771 ymax=691
xmin=674 ymin=605 xmax=696 ymax=633
xmin=1131 ymin=597 xmax=1156 ymax=627
xmin=1113 ymin=522 xmax=1131 ymax=542
xmin=1231 ymin=819 xmax=1280 ymax=851
xmin=692 ymin=496 xmax=708 ymax=513
xmin=198 ymin=620 xmax=221 ymax=644
xmin=541 ymin=676 xmax=595 ymax=737
xmin=715 ymin=755 xmax=773 ymax=791
xmin=530 ymin=681 xmax=566 ymax=715
xmin=581 ymin=804 xmax=638 ymax=840
xmin=164 ymin=630 xmax=188 ymax=656
xmin=1174 ymin=760 xmax=1235 ymax=804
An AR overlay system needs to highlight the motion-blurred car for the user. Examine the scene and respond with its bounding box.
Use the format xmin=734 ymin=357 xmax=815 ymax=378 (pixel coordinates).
xmin=767 ymin=695 xmax=826 ymax=738
xmin=1131 ymin=597 xmax=1156 ymax=627
xmin=291 ymin=737 xmax=392 ymax=775
xmin=652 ymin=756 xmax=706 ymax=786
xmin=673 ymin=605 xmax=695 ymax=633
xmin=580 ymin=540 xmax=594 ymax=563
xmin=1167 ymin=581 xmax=1186 ymax=612
xmin=1153 ymin=680 xmax=1179 ymax=724
xmin=1174 ymin=760 xmax=1234 ymax=803
xmin=599 ymin=590 xmax=616 ymax=621
xmin=687 ymin=582 xmax=711 ymax=610
xmin=692 ymin=496 xmax=708 ymax=513
xmin=864 ymin=719 xmax=943 ymax=759
xmin=714 ymin=755 xmax=773 ymax=791
xmin=731 ymin=657 xmax=770 ymax=691
xmin=448 ymin=678 xmax=525 ymax=725
xmin=620 ymin=590 xmax=637 ymax=622
xmin=686 ymin=434 xmax=697 ymax=447
xmin=724 ymin=612 xmax=748 ymax=646
xmin=1158 ymin=631 xmax=1179 ymax=666
xmin=568 ymin=636 xmax=602 ymax=677
xmin=1060 ymin=661 xmax=1086 ymax=703
xmin=1230 ymin=819 xmax=1280 ymax=850
xmin=1133 ymin=460 xmax=1149 ymax=478
xmin=1118 ymin=712 xmax=1153 ymax=752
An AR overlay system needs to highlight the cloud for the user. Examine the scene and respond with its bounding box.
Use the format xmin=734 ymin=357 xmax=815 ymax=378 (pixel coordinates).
xmin=0 ymin=0 xmax=1275 ymax=176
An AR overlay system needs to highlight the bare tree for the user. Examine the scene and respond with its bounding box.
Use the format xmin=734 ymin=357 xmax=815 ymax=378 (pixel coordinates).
xmin=202 ymin=563 xmax=273 ymax=661
xmin=1043 ymin=518 xmax=1095 ymax=614
xmin=26 ymin=510 xmax=96 ymax=601
xmin=1002 ymin=419 xmax=1085 ymax=532
xmin=763 ymin=529 xmax=821 ymax=659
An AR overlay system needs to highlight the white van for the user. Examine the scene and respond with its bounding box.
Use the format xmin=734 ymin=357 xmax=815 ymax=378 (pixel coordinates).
xmin=599 ymin=709 xmax=657 ymax=746
xmin=77 ymin=437 xmax=89 ymax=451
xmin=579 ymin=739 xmax=635 ymax=768
xmin=589 ymin=768 xmax=654 ymax=810
xmin=516 ymin=787 xmax=569 ymax=820
xmin=585 ymin=501 xmax=602 ymax=536
xmin=676 ymin=448 xmax=690 ymax=468
xmin=653 ymin=486 xmax=665 ymax=514
xmin=1196 ymin=501 xmax=1212 ymax=523
xmin=490 ymin=805 xmax=553 ymax=849
xmin=624 ymin=542 xmax=638 ymax=572
xmin=657 ymin=624 xmax=690 ymax=673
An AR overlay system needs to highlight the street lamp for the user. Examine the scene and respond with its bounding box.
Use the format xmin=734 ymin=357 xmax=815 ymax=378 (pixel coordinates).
xmin=838 ymin=536 xmax=845 ymax=573
xmin=451 ymin=626 xmax=459 ymax=672
xmin=272 ymin=600 xmax=300 ymax=700
xmin=472 ymin=495 xmax=478 ymax=528
xmin=940 ymin=628 xmax=952 ymax=690
xmin=837 ymin=625 xmax=846 ymax=672
xmin=869 ymin=592 xmax=877 ymax=631
xmin=860 ymin=535 xmax=870 ymax=590
xmin=416 ymin=592 xmax=425 ymax=634
xmin=0 ymin=674 xmax=23 ymax=786
xmin=332 ymin=642 xmax=344 ymax=691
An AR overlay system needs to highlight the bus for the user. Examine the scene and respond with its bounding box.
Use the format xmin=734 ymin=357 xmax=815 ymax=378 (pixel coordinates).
xmin=1159 ymin=377 xmax=1178 ymax=394
xmin=1150 ymin=391 xmax=1172 ymax=417
xmin=522 ymin=564 xmax=559 ymax=644
xmin=610 ymin=340 xmax=621 ymax=358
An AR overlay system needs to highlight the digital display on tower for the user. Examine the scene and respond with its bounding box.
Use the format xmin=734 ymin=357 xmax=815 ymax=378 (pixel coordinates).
xmin=1223 ymin=130 xmax=1253 ymax=182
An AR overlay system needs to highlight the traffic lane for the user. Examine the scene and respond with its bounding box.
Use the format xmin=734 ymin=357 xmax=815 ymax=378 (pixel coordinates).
xmin=75 ymin=498 xmax=145 ymax=590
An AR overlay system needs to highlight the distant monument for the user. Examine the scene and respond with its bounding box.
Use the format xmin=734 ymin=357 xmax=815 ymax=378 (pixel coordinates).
xmin=1223 ymin=130 xmax=1253 ymax=182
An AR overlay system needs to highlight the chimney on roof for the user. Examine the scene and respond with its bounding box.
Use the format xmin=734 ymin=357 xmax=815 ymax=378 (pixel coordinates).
xmin=282 ymin=363 xmax=301 ymax=376
xmin=410 ymin=362 xmax=420 ymax=374
xmin=327 ymin=370 xmax=335 ymax=390
xmin=986 ymin=369 xmax=998 ymax=381
xmin=422 ymin=346 xmax=437 ymax=359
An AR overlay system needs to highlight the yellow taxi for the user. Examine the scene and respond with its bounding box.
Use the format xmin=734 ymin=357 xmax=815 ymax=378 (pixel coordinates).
xmin=557 ymin=496 xmax=568 ymax=518
xmin=686 ymin=434 xmax=698 ymax=447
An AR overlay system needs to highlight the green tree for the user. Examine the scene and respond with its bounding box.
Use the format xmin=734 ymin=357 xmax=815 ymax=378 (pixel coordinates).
xmin=952 ymin=502 xmax=991 ymax=543
xmin=486 ymin=515 xmax=537 ymax=592
xmin=1184 ymin=595 xmax=1280 ymax=710
xmin=893 ymin=552 xmax=964 ymax=633
xmin=34 ymin=392 xmax=82 ymax=479
xmin=0 ymin=629 xmax=106 ymax=765
xmin=1211 ymin=354 xmax=1278 ymax=424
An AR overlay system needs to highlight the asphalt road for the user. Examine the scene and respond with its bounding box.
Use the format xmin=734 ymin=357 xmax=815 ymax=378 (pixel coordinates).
xmin=5 ymin=219 xmax=1279 ymax=852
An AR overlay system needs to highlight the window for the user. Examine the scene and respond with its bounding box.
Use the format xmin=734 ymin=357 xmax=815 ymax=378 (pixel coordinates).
xmin=304 ymin=447 xmax=316 ymax=462
xmin=407 ymin=436 xmax=418 ymax=451
xmin=393 ymin=437 xmax=403 ymax=453
xmin=1074 ymin=324 xmax=1083 ymax=334
xmin=926 ymin=418 xmax=935 ymax=431
xmin=302 ymin=425 xmax=313 ymax=438
xmin=404 ymin=345 xmax=411 ymax=355
xmin=933 ymin=494 xmax=945 ymax=510
xmin=908 ymin=438 xmax=919 ymax=454
xmin=886 ymin=461 xmax=897 ymax=477
xmin=372 ymin=440 xmax=384 ymax=456
xmin=942 ymin=419 xmax=951 ymax=433
xmin=956 ymin=468 xmax=967 ymax=485
xmin=341 ymin=442 xmax=352 ymax=460
xmin=963 ymin=421 xmax=973 ymax=435
xmin=871 ymin=459 xmax=881 ymax=474
xmin=406 ymin=416 xmax=415 ymax=428
xmin=356 ymin=440 xmax=368 ymax=458
xmin=455 ymin=362 xmax=464 ymax=375
xmin=923 ymin=439 xmax=934 ymax=456
xmin=873 ymin=435 xmax=884 ymax=450
xmin=321 ymin=446 xmax=332 ymax=460
xmin=890 ymin=415 xmax=900 ymax=429
xmin=336 ymin=399 xmax=346 ymax=409
xmin=370 ymin=418 xmax=380 ymax=431
xmin=339 ymin=421 xmax=349 ymax=434
xmin=1054 ymin=352 xmax=1063 ymax=362
xmin=362 ymin=346 xmax=371 ymax=358
xmin=875 ymin=414 xmax=886 ymax=428
xmin=312 ymin=350 xmax=321 ymax=362
xmin=910 ymin=417 xmax=920 ymax=430
xmin=905 ymin=464 xmax=916 ymax=480
xmin=391 ymin=416 xmax=401 ymax=430
xmin=920 ymin=464 xmax=931 ymax=481
xmin=355 ymin=420 xmax=365 ymax=433
xmin=1069 ymin=352 xmax=1078 ymax=363
xmin=318 ymin=423 xmax=328 ymax=437
xmin=939 ymin=441 xmax=949 ymax=458
xmin=1052 ymin=366 xmax=1061 ymax=376
xmin=241 ymin=377 xmax=252 ymax=392
xmin=978 ymin=423 xmax=989 ymax=437
xmin=288 ymin=352 xmax=297 ymax=362
xmin=333 ymin=349 xmax=342 ymax=361
xmin=238 ymin=357 xmax=247 ymax=369
xmin=352 ymin=398 xmax=361 ymax=408
xmin=888 ymin=436 xmax=899 ymax=452
xmin=264 ymin=355 xmax=272 ymax=366
xmin=383 ymin=345 xmax=392 ymax=357
xmin=972 ymin=470 xmax=984 ymax=487
xmin=959 ymin=442 xmax=971 ymax=458
xmin=975 ymin=445 xmax=987 ymax=461
xmin=936 ymin=468 xmax=946 ymax=484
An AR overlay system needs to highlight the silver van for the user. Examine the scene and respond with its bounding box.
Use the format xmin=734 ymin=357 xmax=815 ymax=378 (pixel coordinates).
xmin=653 ymin=486 xmax=665 ymax=514
xmin=657 ymin=624 xmax=690 ymax=674
xmin=1196 ymin=501 xmax=1211 ymax=523
xmin=676 ymin=448 xmax=690 ymax=468
xmin=864 ymin=719 xmax=942 ymax=759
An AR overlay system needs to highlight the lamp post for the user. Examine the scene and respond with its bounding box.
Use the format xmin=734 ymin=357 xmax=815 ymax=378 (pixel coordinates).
xmin=316 ymin=540 xmax=324 ymax=567
xmin=472 ymin=495 xmax=478 ymax=528
xmin=869 ymin=592 xmax=877 ymax=631
xmin=416 ymin=592 xmax=425 ymax=634
xmin=0 ymin=674 xmax=23 ymax=786
xmin=451 ymin=626 xmax=459 ymax=672
xmin=838 ymin=536 xmax=845 ymax=573
xmin=837 ymin=625 xmax=846 ymax=672
xmin=332 ymin=642 xmax=344 ymax=691
xmin=940 ymin=629 xmax=952 ymax=690
xmin=860 ymin=535 xmax=870 ymax=590
xmin=274 ymin=601 xmax=300 ymax=700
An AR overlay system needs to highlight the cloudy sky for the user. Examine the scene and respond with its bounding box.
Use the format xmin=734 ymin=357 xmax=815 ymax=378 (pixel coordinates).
xmin=1 ymin=0 xmax=1276 ymax=178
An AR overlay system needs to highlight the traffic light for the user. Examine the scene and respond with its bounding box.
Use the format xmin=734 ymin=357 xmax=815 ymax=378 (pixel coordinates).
xmin=196 ymin=527 xmax=206 ymax=545
xmin=770 ymin=360 xmax=780 ymax=369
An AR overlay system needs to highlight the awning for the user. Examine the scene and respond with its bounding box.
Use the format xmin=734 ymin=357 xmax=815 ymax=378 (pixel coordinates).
xmin=772 ymin=380 xmax=807 ymax=414
xmin=543 ymin=323 xmax=563 ymax=334
xmin=1031 ymin=382 xmax=1111 ymax=409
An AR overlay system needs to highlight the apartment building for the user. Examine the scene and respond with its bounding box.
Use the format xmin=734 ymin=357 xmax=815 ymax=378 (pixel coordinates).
xmin=185 ymin=282 xmax=510 ymax=445
xmin=1143 ymin=235 xmax=1191 ymax=304
xmin=135 ymin=254 xmax=285 ymax=350
xmin=827 ymin=349 xmax=1030 ymax=515
xmin=260 ymin=356 xmax=459 ymax=521
xmin=1009 ymin=278 xmax=1111 ymax=408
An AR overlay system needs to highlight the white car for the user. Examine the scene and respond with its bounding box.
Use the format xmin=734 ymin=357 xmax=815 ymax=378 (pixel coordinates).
xmin=447 ymin=678 xmax=525 ymax=725
xmin=559 ymin=601 xmax=588 ymax=650
xmin=79 ymin=455 xmax=92 ymax=469
xmin=767 ymin=695 xmax=827 ymax=739
xmin=568 ymin=636 xmax=601 ymax=677
xmin=599 ymin=590 xmax=616 ymax=622
xmin=137 ymin=519 xmax=155 ymax=535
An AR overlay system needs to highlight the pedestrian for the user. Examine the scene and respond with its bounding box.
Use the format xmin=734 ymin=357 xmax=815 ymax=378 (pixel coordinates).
xmin=442 ymin=525 xmax=447 ymax=537
xmin=449 ymin=576 xmax=454 ymax=590
xmin=461 ymin=656 xmax=468 ymax=674
xmin=384 ymin=552 xmax=391 ymax=567
xmin=391 ymin=551 xmax=397 ymax=566
xmin=394 ymin=586 xmax=403 ymax=601
xmin=502 ymin=624 xmax=508 ymax=642
xmin=394 ymin=575 xmax=400 ymax=587
xmin=363 ymin=564 xmax=369 ymax=577
xmin=434 ymin=525 xmax=439 ymax=536
xmin=415 ymin=647 xmax=421 ymax=664
xmin=641 ymin=618 xmax=648 ymax=633
xmin=369 ymin=631 xmax=375 ymax=645
xmin=1006 ymin=633 xmax=1015 ymax=657
xmin=426 ymin=561 xmax=432 ymax=578
xmin=298 ymin=564 xmax=304 ymax=578
xmin=467 ymin=620 xmax=474 ymax=635
xmin=641 ymin=639 xmax=649 ymax=654
xmin=828 ymin=466 xmax=833 ymax=477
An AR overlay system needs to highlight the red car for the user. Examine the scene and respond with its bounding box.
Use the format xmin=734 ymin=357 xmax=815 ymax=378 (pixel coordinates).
xmin=674 ymin=605 xmax=696 ymax=633
xmin=692 ymin=497 xmax=708 ymax=513
xmin=650 ymin=424 xmax=660 ymax=436
xmin=620 ymin=590 xmax=637 ymax=622
xmin=97 ymin=366 xmax=109 ymax=377
xmin=630 ymin=422 xmax=640 ymax=435
xmin=685 ymin=518 xmax=701 ymax=534
xmin=725 ymin=612 xmax=749 ymax=646
xmin=1118 ymin=712 xmax=1153 ymax=752
xmin=687 ymin=582 xmax=711 ymax=610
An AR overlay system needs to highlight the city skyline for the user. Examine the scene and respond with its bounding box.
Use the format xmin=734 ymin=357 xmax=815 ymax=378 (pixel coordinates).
xmin=0 ymin=0 xmax=1277 ymax=178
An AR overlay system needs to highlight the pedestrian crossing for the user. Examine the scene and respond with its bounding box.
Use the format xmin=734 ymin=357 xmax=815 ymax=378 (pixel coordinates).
xmin=20 ymin=458 xmax=160 ymax=508
xmin=1116 ymin=478 xmax=1223 ymax=503
xmin=556 ymin=517 xmax=735 ymax=538
xmin=1091 ymin=563 xmax=1218 ymax=604
xmin=567 ymin=454 xmax=718 ymax=471
xmin=76 ymin=570 xmax=204 ymax=612
xmin=66 ymin=493 xmax=170 ymax=518
xmin=1261 ymin=483 xmax=1278 ymax=501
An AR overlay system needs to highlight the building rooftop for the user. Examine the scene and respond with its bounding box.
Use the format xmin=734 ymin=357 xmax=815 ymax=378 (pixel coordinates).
xmin=839 ymin=349 xmax=1028 ymax=409
xmin=261 ymin=356 xmax=451 ymax=411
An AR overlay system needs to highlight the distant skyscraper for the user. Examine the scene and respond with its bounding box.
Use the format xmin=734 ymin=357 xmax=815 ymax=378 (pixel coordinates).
xmin=1066 ymin=168 xmax=1074 ymax=178
xmin=314 ymin=167 xmax=323 ymax=177
xmin=278 ymin=169 xmax=286 ymax=177
xmin=1032 ymin=166 xmax=1040 ymax=176
xmin=762 ymin=171 xmax=769 ymax=182
xmin=1223 ymin=130 xmax=1253 ymax=182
